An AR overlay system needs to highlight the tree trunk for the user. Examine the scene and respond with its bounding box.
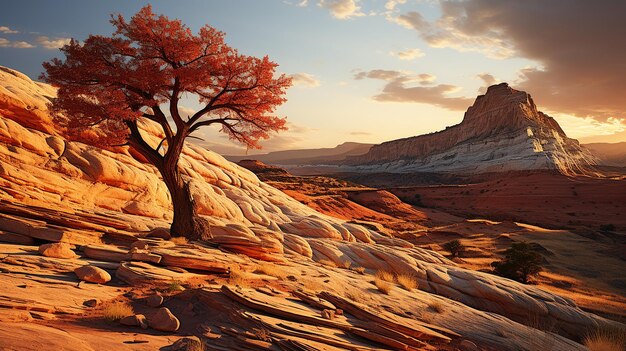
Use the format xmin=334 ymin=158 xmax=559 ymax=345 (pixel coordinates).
xmin=159 ymin=158 xmax=211 ymax=240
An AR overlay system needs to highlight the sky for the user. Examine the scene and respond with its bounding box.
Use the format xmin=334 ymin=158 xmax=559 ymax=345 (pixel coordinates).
xmin=1 ymin=0 xmax=625 ymax=155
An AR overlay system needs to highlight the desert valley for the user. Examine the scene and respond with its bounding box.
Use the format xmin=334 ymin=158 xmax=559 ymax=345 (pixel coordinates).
xmin=1 ymin=2 xmax=625 ymax=351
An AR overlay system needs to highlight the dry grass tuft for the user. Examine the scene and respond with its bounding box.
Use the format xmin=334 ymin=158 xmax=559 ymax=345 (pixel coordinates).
xmin=170 ymin=236 xmax=188 ymax=245
xmin=374 ymin=277 xmax=393 ymax=295
xmin=375 ymin=270 xmax=395 ymax=282
xmin=254 ymin=262 xmax=287 ymax=279
xmin=351 ymin=266 xmax=366 ymax=274
xmin=429 ymin=300 xmax=444 ymax=313
xmin=102 ymin=301 xmax=134 ymax=321
xmin=397 ymin=273 xmax=418 ymax=291
xmin=318 ymin=259 xmax=338 ymax=268
xmin=343 ymin=286 xmax=366 ymax=301
xmin=228 ymin=265 xmax=247 ymax=287
xmin=584 ymin=328 xmax=626 ymax=351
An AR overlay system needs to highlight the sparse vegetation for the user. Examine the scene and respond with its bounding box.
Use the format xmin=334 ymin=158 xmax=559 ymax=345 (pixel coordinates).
xmin=584 ymin=327 xmax=626 ymax=351
xmin=374 ymin=277 xmax=393 ymax=294
xmin=254 ymin=262 xmax=287 ymax=279
xmin=396 ymin=273 xmax=418 ymax=291
xmin=375 ymin=270 xmax=395 ymax=282
xmin=102 ymin=301 xmax=133 ymax=321
xmin=228 ymin=266 xmax=247 ymax=286
xmin=492 ymin=242 xmax=544 ymax=284
xmin=166 ymin=280 xmax=185 ymax=292
xmin=443 ymin=240 xmax=465 ymax=258
xmin=343 ymin=286 xmax=366 ymax=301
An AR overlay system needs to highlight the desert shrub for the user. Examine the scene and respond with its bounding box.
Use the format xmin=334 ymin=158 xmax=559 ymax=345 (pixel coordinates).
xmin=397 ymin=273 xmax=418 ymax=291
xmin=443 ymin=240 xmax=465 ymax=257
xmin=600 ymin=224 xmax=616 ymax=232
xmin=102 ymin=301 xmax=133 ymax=321
xmin=584 ymin=327 xmax=626 ymax=351
xmin=343 ymin=286 xmax=366 ymax=301
xmin=491 ymin=242 xmax=544 ymax=283
xmin=375 ymin=270 xmax=395 ymax=282
xmin=166 ymin=280 xmax=185 ymax=292
xmin=374 ymin=277 xmax=393 ymax=295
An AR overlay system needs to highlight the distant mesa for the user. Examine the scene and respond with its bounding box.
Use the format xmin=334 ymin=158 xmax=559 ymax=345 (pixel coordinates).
xmin=225 ymin=141 xmax=374 ymax=165
xmin=345 ymin=83 xmax=598 ymax=175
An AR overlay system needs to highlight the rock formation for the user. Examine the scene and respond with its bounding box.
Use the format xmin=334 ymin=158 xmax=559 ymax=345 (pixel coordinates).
xmin=0 ymin=66 xmax=623 ymax=350
xmin=348 ymin=83 xmax=598 ymax=175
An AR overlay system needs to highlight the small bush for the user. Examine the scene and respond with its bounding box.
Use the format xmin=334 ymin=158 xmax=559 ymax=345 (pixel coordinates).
xmin=375 ymin=270 xmax=395 ymax=282
xmin=102 ymin=301 xmax=133 ymax=321
xmin=343 ymin=286 xmax=366 ymax=301
xmin=584 ymin=328 xmax=626 ymax=351
xmin=492 ymin=242 xmax=544 ymax=283
xmin=374 ymin=277 xmax=393 ymax=295
xmin=397 ymin=273 xmax=418 ymax=291
xmin=166 ymin=280 xmax=185 ymax=292
xmin=443 ymin=240 xmax=464 ymax=258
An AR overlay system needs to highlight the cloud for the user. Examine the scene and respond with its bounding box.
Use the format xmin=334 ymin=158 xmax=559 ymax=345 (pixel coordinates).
xmin=0 ymin=38 xmax=34 ymax=48
xmin=289 ymin=72 xmax=321 ymax=88
xmin=384 ymin=0 xmax=406 ymax=11
xmin=36 ymin=36 xmax=71 ymax=49
xmin=393 ymin=1 xmax=626 ymax=121
xmin=390 ymin=48 xmax=424 ymax=60
xmin=555 ymin=115 xmax=626 ymax=140
xmin=349 ymin=131 xmax=372 ymax=136
xmin=318 ymin=0 xmax=364 ymax=19
xmin=355 ymin=69 xmax=472 ymax=110
xmin=0 ymin=26 xmax=18 ymax=34
xmin=477 ymin=73 xmax=498 ymax=94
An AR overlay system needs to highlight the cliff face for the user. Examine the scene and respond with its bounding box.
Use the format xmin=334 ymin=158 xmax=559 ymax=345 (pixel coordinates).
xmin=348 ymin=83 xmax=597 ymax=175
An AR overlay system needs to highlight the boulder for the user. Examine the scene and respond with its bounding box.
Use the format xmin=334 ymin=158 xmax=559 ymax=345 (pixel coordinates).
xmin=83 ymin=299 xmax=99 ymax=307
xmin=74 ymin=265 xmax=111 ymax=284
xmin=38 ymin=243 xmax=77 ymax=259
xmin=120 ymin=314 xmax=148 ymax=329
xmin=149 ymin=307 xmax=180 ymax=332
xmin=146 ymin=293 xmax=163 ymax=307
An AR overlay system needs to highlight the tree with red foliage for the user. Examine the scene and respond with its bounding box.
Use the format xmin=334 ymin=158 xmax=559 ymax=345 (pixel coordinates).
xmin=41 ymin=6 xmax=291 ymax=239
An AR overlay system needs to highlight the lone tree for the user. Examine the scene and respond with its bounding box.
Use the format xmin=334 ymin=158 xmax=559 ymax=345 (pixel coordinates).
xmin=491 ymin=242 xmax=544 ymax=284
xmin=41 ymin=6 xmax=291 ymax=239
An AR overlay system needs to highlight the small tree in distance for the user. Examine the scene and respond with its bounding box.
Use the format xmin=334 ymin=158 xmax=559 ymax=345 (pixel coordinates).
xmin=492 ymin=242 xmax=544 ymax=284
xmin=41 ymin=6 xmax=291 ymax=239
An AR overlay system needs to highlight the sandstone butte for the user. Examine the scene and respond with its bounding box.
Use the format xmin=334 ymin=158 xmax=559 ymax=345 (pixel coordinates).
xmin=346 ymin=83 xmax=598 ymax=175
xmin=0 ymin=65 xmax=622 ymax=350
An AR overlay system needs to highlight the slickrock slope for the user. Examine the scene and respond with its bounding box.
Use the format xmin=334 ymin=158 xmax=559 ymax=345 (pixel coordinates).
xmin=348 ymin=83 xmax=597 ymax=175
xmin=0 ymin=66 xmax=622 ymax=350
